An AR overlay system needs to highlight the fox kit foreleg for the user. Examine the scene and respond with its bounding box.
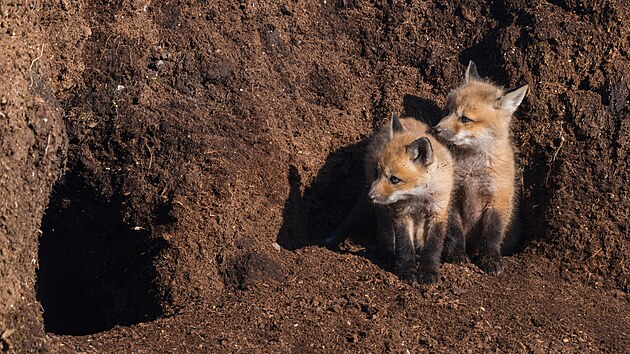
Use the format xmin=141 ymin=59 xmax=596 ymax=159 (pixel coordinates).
xmin=418 ymin=217 xmax=446 ymax=284
xmin=444 ymin=209 xmax=469 ymax=264
xmin=393 ymin=218 xmax=418 ymax=284
xmin=375 ymin=205 xmax=395 ymax=262
xmin=476 ymin=208 xmax=505 ymax=274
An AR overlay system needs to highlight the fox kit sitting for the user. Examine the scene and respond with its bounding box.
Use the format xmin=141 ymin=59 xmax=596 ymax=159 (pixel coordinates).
xmin=434 ymin=61 xmax=528 ymax=275
xmin=364 ymin=113 xmax=454 ymax=284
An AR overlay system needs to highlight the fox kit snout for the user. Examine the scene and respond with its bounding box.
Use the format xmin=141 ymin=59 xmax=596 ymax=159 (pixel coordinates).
xmin=437 ymin=61 xmax=528 ymax=275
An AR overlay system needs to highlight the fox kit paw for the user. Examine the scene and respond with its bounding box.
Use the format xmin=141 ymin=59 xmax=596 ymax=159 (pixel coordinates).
xmin=398 ymin=271 xmax=418 ymax=285
xmin=476 ymin=254 xmax=504 ymax=275
xmin=418 ymin=271 xmax=441 ymax=285
xmin=445 ymin=251 xmax=469 ymax=265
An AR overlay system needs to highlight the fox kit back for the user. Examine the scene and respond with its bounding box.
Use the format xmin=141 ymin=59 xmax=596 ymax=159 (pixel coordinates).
xmin=366 ymin=113 xmax=454 ymax=284
xmin=434 ymin=61 xmax=528 ymax=274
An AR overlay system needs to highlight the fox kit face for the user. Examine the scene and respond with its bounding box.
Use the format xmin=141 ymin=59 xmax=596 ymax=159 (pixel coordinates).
xmin=368 ymin=114 xmax=434 ymax=205
xmin=434 ymin=61 xmax=528 ymax=150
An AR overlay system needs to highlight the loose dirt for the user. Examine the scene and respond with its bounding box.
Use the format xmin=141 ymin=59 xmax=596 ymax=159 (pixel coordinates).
xmin=0 ymin=0 xmax=627 ymax=352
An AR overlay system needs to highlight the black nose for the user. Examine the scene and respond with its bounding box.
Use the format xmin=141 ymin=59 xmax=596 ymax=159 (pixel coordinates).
xmin=432 ymin=126 xmax=442 ymax=134
xmin=368 ymin=194 xmax=375 ymax=202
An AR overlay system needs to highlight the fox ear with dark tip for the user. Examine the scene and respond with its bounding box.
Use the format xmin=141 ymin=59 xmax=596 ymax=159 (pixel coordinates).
xmin=389 ymin=112 xmax=404 ymax=139
xmin=497 ymin=85 xmax=529 ymax=113
xmin=465 ymin=61 xmax=481 ymax=83
xmin=409 ymin=137 xmax=434 ymax=166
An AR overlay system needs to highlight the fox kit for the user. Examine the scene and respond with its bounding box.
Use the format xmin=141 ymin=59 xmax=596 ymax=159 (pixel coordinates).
xmin=434 ymin=61 xmax=528 ymax=274
xmin=362 ymin=113 xmax=454 ymax=284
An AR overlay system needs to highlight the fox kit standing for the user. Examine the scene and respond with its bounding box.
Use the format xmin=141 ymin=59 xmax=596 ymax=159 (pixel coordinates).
xmin=434 ymin=61 xmax=528 ymax=275
xmin=365 ymin=113 xmax=454 ymax=284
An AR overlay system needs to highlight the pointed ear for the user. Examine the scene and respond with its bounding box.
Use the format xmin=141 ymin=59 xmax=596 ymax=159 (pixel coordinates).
xmin=408 ymin=137 xmax=434 ymax=166
xmin=389 ymin=112 xmax=404 ymax=139
xmin=497 ymin=85 xmax=528 ymax=113
xmin=465 ymin=61 xmax=481 ymax=83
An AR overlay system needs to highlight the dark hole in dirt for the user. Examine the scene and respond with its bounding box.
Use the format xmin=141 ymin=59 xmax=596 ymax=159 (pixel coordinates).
xmin=36 ymin=172 xmax=166 ymax=335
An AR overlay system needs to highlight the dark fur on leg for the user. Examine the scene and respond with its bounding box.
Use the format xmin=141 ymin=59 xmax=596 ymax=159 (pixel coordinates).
xmin=375 ymin=205 xmax=395 ymax=263
xmin=475 ymin=208 xmax=504 ymax=275
xmin=443 ymin=211 xmax=469 ymax=264
xmin=394 ymin=221 xmax=417 ymax=285
xmin=418 ymin=220 xmax=445 ymax=284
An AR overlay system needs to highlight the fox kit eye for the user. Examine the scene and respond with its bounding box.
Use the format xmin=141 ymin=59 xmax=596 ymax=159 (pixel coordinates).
xmin=459 ymin=115 xmax=473 ymax=123
xmin=389 ymin=176 xmax=401 ymax=184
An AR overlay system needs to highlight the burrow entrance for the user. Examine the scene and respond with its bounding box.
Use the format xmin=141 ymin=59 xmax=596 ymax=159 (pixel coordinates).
xmin=36 ymin=171 xmax=166 ymax=335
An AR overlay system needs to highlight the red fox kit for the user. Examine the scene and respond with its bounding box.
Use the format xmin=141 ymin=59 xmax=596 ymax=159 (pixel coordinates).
xmin=328 ymin=113 xmax=454 ymax=284
xmin=434 ymin=61 xmax=528 ymax=274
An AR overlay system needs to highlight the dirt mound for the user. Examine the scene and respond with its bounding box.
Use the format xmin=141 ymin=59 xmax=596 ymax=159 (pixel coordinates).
xmin=497 ymin=0 xmax=629 ymax=289
xmin=0 ymin=0 xmax=628 ymax=351
xmin=0 ymin=3 xmax=66 ymax=351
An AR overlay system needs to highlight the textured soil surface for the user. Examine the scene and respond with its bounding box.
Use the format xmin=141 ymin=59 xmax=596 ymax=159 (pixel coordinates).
xmin=0 ymin=0 xmax=628 ymax=352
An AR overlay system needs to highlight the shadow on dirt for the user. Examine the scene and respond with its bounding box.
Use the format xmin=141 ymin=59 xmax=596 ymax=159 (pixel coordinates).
xmin=518 ymin=137 xmax=558 ymax=247
xmin=37 ymin=170 xmax=166 ymax=335
xmin=402 ymin=94 xmax=445 ymax=126
xmin=276 ymin=141 xmax=372 ymax=251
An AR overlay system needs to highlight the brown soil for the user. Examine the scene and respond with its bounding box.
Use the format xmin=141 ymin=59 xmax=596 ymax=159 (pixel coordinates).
xmin=0 ymin=0 xmax=628 ymax=352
